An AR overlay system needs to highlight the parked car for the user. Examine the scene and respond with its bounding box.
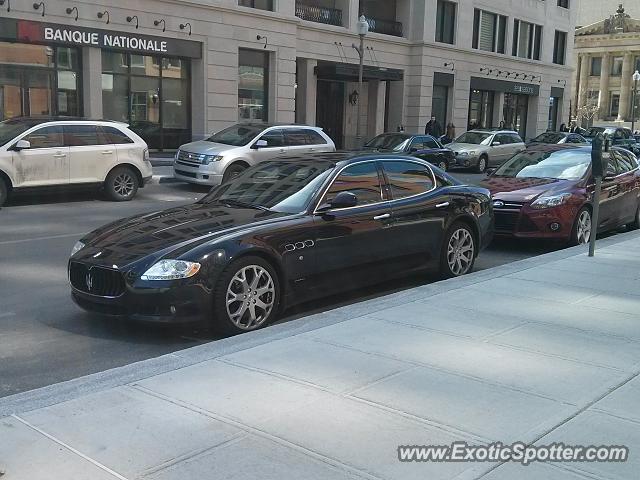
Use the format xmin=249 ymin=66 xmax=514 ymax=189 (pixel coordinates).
xmin=0 ymin=117 xmax=152 ymax=207
xmin=448 ymin=129 xmax=525 ymax=173
xmin=527 ymin=132 xmax=589 ymax=145
xmin=584 ymin=126 xmax=640 ymax=155
xmin=173 ymin=123 xmax=335 ymax=186
xmin=70 ymin=153 xmax=493 ymax=334
xmin=361 ymin=133 xmax=455 ymax=171
xmin=480 ymin=144 xmax=640 ymax=244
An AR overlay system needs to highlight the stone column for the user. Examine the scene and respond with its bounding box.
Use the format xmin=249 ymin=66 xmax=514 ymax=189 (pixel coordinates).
xmin=598 ymin=53 xmax=610 ymax=121
xmin=577 ymin=54 xmax=590 ymax=111
xmin=367 ymin=80 xmax=385 ymax=138
xmin=81 ymin=47 xmax=103 ymax=118
xmin=386 ymin=79 xmax=405 ymax=132
xmin=295 ymin=58 xmax=317 ymax=125
xmin=618 ymin=52 xmax=634 ymax=121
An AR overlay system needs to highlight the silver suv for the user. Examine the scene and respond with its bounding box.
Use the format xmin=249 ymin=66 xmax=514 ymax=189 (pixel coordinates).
xmin=448 ymin=129 xmax=525 ymax=173
xmin=174 ymin=124 xmax=336 ymax=186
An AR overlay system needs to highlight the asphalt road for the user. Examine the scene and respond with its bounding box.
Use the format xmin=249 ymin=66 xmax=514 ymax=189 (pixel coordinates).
xmin=0 ymin=169 xmax=564 ymax=397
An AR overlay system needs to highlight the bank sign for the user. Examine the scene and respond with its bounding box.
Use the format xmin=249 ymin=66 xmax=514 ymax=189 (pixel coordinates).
xmin=0 ymin=19 xmax=201 ymax=58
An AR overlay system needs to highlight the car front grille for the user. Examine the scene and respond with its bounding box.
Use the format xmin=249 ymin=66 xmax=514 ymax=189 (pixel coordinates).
xmin=175 ymin=169 xmax=198 ymax=179
xmin=176 ymin=150 xmax=206 ymax=167
xmin=69 ymin=262 xmax=126 ymax=298
xmin=494 ymin=211 xmax=520 ymax=233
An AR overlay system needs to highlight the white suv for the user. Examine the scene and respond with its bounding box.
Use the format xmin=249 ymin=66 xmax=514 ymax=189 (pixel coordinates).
xmin=0 ymin=117 xmax=153 ymax=206
xmin=174 ymin=124 xmax=336 ymax=186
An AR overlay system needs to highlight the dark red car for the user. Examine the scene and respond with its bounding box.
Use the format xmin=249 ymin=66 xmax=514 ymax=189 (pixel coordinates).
xmin=480 ymin=145 xmax=640 ymax=244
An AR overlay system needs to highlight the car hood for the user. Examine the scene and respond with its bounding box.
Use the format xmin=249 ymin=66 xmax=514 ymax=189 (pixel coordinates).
xmin=448 ymin=143 xmax=487 ymax=152
xmin=480 ymin=176 xmax=578 ymax=202
xmin=74 ymin=203 xmax=290 ymax=267
xmin=178 ymin=140 xmax=239 ymax=155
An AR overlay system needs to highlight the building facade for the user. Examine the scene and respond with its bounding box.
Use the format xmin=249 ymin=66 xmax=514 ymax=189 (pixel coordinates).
xmin=573 ymin=4 xmax=640 ymax=127
xmin=0 ymin=0 xmax=575 ymax=150
xmin=576 ymin=0 xmax=640 ymax=29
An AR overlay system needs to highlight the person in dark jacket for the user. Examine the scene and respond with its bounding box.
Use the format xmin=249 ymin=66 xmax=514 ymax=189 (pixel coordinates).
xmin=425 ymin=115 xmax=443 ymax=137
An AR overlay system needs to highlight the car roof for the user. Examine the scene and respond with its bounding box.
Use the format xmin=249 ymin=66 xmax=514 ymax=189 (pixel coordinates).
xmin=280 ymin=152 xmax=439 ymax=166
xmin=3 ymin=116 xmax=128 ymax=126
xmin=468 ymin=128 xmax=518 ymax=134
xmin=236 ymin=122 xmax=323 ymax=130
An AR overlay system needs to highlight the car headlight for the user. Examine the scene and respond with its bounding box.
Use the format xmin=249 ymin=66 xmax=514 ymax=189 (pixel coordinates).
xmin=530 ymin=193 xmax=572 ymax=210
xmin=141 ymin=259 xmax=201 ymax=281
xmin=71 ymin=241 xmax=85 ymax=257
xmin=202 ymin=155 xmax=224 ymax=165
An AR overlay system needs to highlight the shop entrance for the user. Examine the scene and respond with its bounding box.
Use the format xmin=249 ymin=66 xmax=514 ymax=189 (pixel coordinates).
xmin=503 ymin=93 xmax=528 ymax=138
xmin=316 ymin=80 xmax=345 ymax=149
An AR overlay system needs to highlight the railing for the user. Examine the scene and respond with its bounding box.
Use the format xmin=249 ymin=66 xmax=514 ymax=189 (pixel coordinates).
xmin=364 ymin=15 xmax=403 ymax=37
xmin=295 ymin=2 xmax=343 ymax=27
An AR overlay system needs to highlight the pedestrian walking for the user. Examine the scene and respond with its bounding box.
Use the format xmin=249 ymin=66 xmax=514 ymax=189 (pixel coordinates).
xmin=425 ymin=115 xmax=443 ymax=138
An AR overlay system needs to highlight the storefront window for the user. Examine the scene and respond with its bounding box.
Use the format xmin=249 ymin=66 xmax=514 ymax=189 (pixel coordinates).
xmin=0 ymin=42 xmax=80 ymax=120
xmin=503 ymin=93 xmax=528 ymax=138
xmin=548 ymin=97 xmax=559 ymax=131
xmin=468 ymin=89 xmax=494 ymax=130
xmin=239 ymin=49 xmax=269 ymax=122
xmin=101 ymin=51 xmax=191 ymax=151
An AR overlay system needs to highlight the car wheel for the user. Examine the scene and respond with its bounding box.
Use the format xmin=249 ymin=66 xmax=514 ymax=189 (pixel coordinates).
xmin=570 ymin=207 xmax=592 ymax=245
xmin=440 ymin=222 xmax=476 ymax=279
xmin=437 ymin=159 xmax=448 ymax=171
xmin=475 ymin=155 xmax=488 ymax=173
xmin=627 ymin=204 xmax=640 ymax=231
xmin=105 ymin=167 xmax=139 ymax=201
xmin=222 ymin=164 xmax=247 ymax=184
xmin=212 ymin=256 xmax=280 ymax=335
xmin=0 ymin=178 xmax=8 ymax=207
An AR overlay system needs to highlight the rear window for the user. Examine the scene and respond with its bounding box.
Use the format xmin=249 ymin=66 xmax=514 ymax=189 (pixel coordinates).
xmin=382 ymin=161 xmax=435 ymax=200
xmin=64 ymin=125 xmax=101 ymax=146
xmin=99 ymin=126 xmax=134 ymax=144
xmin=306 ymin=130 xmax=327 ymax=145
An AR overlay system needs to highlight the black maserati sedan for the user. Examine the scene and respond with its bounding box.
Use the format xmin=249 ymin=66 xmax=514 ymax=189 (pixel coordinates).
xmin=362 ymin=133 xmax=455 ymax=171
xmin=69 ymin=153 xmax=493 ymax=334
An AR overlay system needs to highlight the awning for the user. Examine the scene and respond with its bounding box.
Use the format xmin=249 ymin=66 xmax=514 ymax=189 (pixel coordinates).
xmin=315 ymin=62 xmax=404 ymax=82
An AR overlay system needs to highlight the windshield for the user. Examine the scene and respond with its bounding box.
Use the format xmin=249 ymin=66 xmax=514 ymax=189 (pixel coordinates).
xmin=531 ymin=132 xmax=564 ymax=144
xmin=454 ymin=132 xmax=491 ymax=145
xmin=364 ymin=134 xmax=411 ymax=151
xmin=206 ymin=125 xmax=264 ymax=146
xmin=201 ymin=161 xmax=334 ymax=213
xmin=585 ymin=127 xmax=615 ymax=138
xmin=493 ymin=149 xmax=590 ymax=180
xmin=0 ymin=119 xmax=39 ymax=147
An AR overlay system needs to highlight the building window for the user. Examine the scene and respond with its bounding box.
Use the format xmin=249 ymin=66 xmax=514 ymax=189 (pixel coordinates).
xmin=610 ymin=93 xmax=620 ymax=117
xmin=512 ymin=20 xmax=542 ymax=60
xmin=468 ymin=89 xmax=495 ymax=130
xmin=238 ymin=0 xmax=273 ymax=10
xmin=436 ymin=0 xmax=456 ymax=45
xmin=611 ymin=57 xmax=623 ymax=76
xmin=590 ymin=57 xmax=602 ymax=76
xmin=635 ymin=56 xmax=640 ymax=73
xmin=557 ymin=0 xmax=569 ymax=8
xmin=473 ymin=9 xmax=507 ymax=54
xmin=239 ymin=49 xmax=269 ymax=122
xmin=552 ymin=31 xmax=567 ymax=65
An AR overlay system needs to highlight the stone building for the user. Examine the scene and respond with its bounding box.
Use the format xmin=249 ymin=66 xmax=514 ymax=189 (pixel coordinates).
xmin=0 ymin=0 xmax=576 ymax=150
xmin=573 ymin=4 xmax=640 ymax=127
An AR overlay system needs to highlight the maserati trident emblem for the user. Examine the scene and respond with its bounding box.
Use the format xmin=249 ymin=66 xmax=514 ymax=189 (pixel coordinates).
xmin=85 ymin=272 xmax=93 ymax=291
xmin=493 ymin=200 xmax=505 ymax=208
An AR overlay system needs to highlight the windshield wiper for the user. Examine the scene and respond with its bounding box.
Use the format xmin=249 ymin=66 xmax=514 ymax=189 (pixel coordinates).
xmin=221 ymin=199 xmax=272 ymax=212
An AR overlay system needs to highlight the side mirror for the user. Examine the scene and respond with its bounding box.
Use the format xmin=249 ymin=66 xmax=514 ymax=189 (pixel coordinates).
xmin=485 ymin=168 xmax=497 ymax=176
xmin=13 ymin=139 xmax=31 ymax=151
xmin=252 ymin=139 xmax=268 ymax=149
xmin=317 ymin=191 xmax=358 ymax=212
xmin=492 ymin=141 xmax=501 ymax=146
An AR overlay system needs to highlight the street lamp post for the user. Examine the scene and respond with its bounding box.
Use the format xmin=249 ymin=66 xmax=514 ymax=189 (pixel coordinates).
xmin=354 ymin=15 xmax=369 ymax=146
xmin=632 ymin=70 xmax=640 ymax=133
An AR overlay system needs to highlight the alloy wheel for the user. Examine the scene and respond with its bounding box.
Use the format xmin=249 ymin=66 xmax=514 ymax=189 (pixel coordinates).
xmin=576 ymin=210 xmax=592 ymax=244
xmin=226 ymin=265 xmax=276 ymax=330
xmin=113 ymin=173 xmax=135 ymax=197
xmin=447 ymin=228 xmax=475 ymax=276
xmin=438 ymin=161 xmax=448 ymax=171
xmin=477 ymin=157 xmax=487 ymax=173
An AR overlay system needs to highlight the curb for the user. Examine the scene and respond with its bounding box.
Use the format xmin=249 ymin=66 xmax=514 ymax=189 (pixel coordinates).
xmin=150 ymin=175 xmax=182 ymax=185
xmin=3 ymin=229 xmax=640 ymax=417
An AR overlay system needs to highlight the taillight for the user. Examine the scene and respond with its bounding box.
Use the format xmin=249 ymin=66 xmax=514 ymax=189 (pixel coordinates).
xmin=143 ymin=148 xmax=150 ymax=161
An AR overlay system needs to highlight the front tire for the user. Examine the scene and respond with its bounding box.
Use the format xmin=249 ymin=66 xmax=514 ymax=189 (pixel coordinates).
xmin=105 ymin=167 xmax=139 ymax=201
xmin=440 ymin=222 xmax=476 ymax=278
xmin=627 ymin=203 xmax=640 ymax=231
xmin=437 ymin=159 xmax=448 ymax=171
xmin=212 ymin=256 xmax=280 ymax=335
xmin=222 ymin=164 xmax=247 ymax=184
xmin=0 ymin=178 xmax=8 ymax=207
xmin=570 ymin=207 xmax=592 ymax=245
xmin=475 ymin=155 xmax=488 ymax=173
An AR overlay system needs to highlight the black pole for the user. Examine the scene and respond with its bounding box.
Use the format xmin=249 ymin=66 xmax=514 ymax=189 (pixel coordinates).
xmin=589 ymin=133 xmax=605 ymax=257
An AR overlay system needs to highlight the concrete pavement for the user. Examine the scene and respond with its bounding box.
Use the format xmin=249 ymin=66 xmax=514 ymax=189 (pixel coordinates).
xmin=2 ymin=231 xmax=640 ymax=480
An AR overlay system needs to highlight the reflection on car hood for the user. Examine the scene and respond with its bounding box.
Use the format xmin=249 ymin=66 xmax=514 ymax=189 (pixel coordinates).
xmin=75 ymin=203 xmax=289 ymax=267
xmin=178 ymin=140 xmax=237 ymax=155
xmin=480 ymin=176 xmax=578 ymax=202
xmin=448 ymin=143 xmax=486 ymax=152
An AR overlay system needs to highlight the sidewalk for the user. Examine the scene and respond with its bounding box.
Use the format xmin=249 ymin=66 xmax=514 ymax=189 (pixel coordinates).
xmin=2 ymin=232 xmax=640 ymax=480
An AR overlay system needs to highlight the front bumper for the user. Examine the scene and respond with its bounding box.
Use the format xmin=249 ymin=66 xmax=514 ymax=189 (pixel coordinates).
xmin=451 ymin=155 xmax=479 ymax=169
xmin=71 ymin=282 xmax=212 ymax=324
xmin=173 ymin=161 xmax=223 ymax=186
xmin=493 ymin=204 xmax=578 ymax=240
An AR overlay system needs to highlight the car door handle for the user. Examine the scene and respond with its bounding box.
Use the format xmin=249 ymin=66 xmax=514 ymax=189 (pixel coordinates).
xmin=436 ymin=202 xmax=450 ymax=208
xmin=53 ymin=153 xmax=66 ymax=158
xmin=101 ymin=150 xmax=114 ymax=155
xmin=279 ymin=149 xmax=286 ymax=153
xmin=373 ymin=214 xmax=391 ymax=221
